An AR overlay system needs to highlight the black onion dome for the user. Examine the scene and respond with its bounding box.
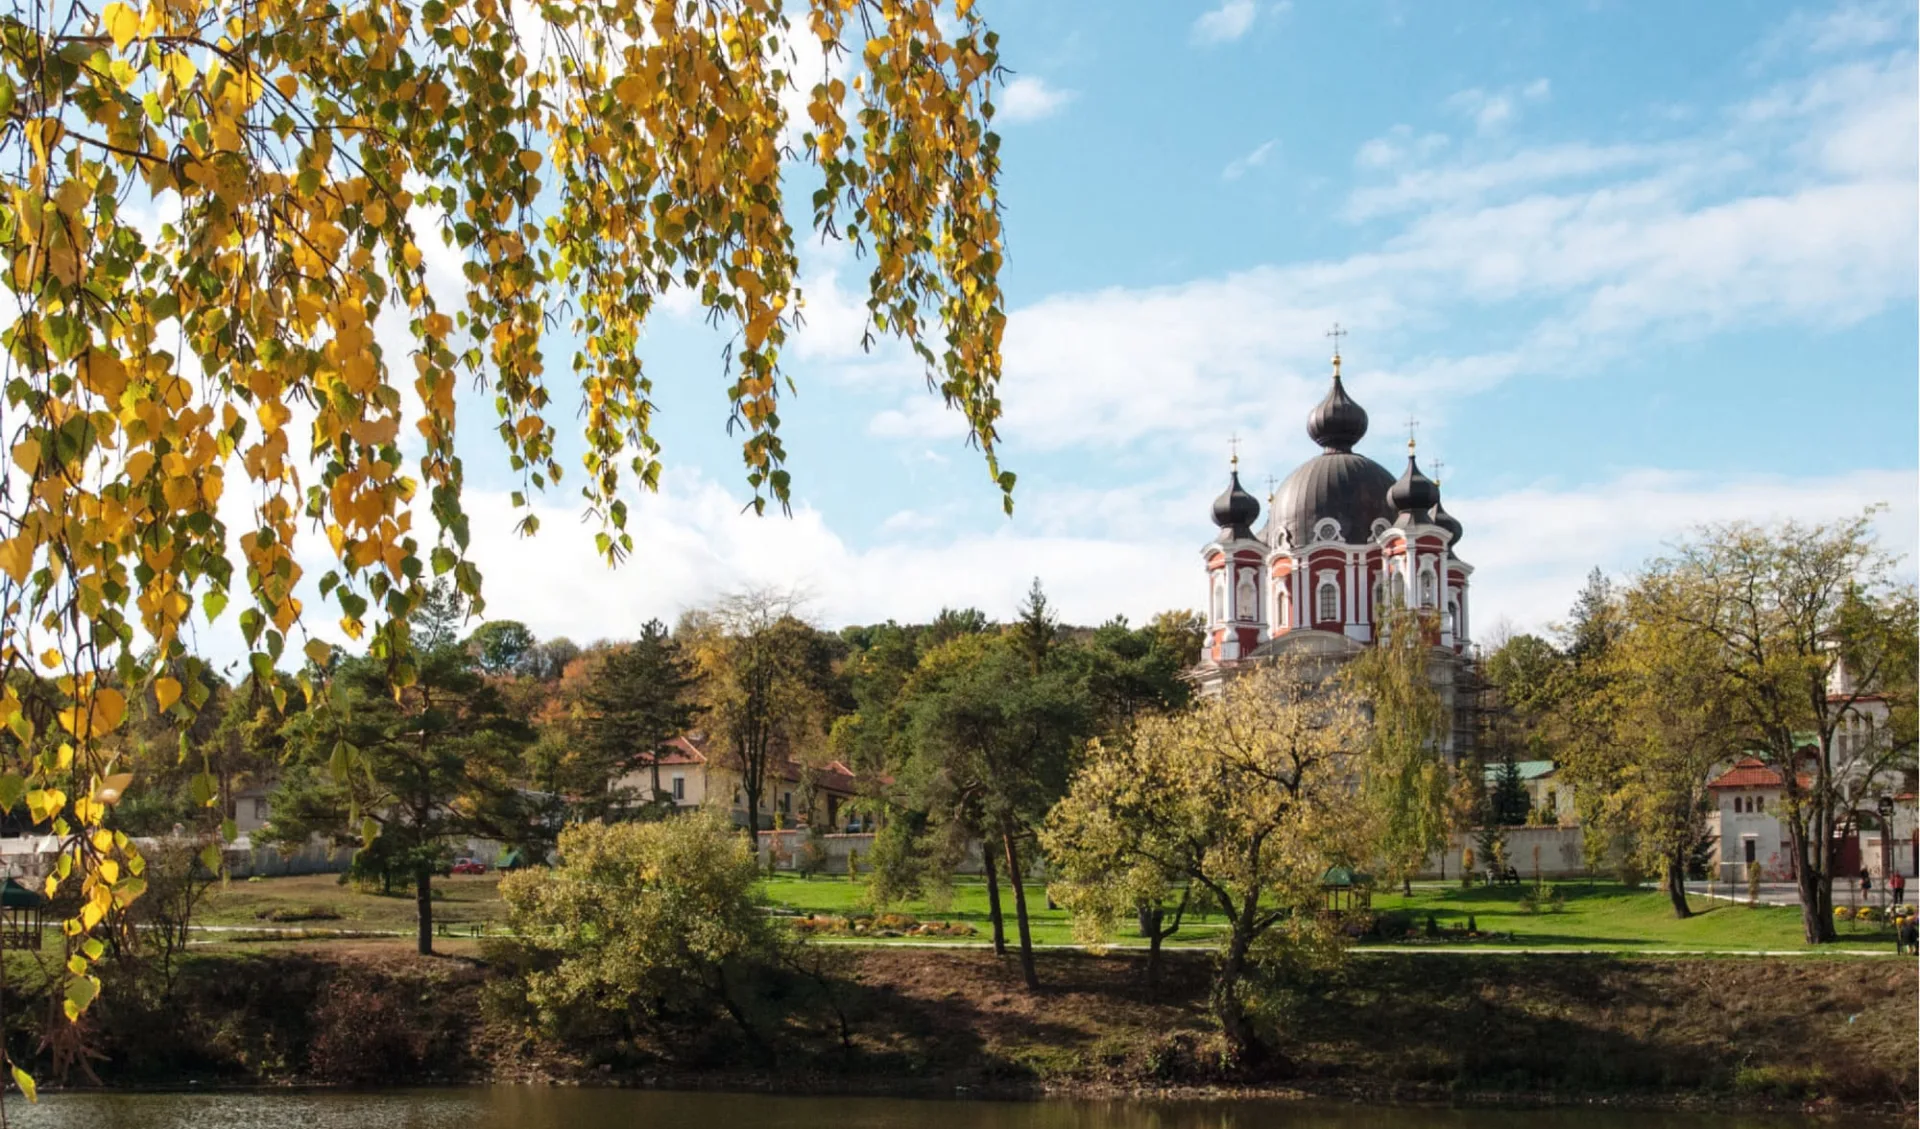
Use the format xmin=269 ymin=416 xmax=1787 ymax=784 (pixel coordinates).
xmin=1268 ymin=452 xmax=1398 ymax=547
xmin=1430 ymin=491 xmax=1464 ymax=546
xmin=1388 ymin=452 xmax=1439 ymax=517
xmin=1211 ymin=469 xmax=1261 ymax=540
xmin=1306 ymin=372 xmax=1368 ymax=452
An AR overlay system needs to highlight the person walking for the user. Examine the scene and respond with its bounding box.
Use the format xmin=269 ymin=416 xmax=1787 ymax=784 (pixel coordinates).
xmin=1891 ymin=870 xmax=1906 ymax=907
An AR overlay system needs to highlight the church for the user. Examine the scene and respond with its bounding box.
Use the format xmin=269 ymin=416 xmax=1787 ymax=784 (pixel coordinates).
xmin=1195 ymin=340 xmax=1475 ymax=758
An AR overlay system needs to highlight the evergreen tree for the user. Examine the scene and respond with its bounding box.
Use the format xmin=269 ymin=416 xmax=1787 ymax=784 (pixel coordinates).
xmin=1491 ymin=748 xmax=1532 ymax=827
xmin=272 ymin=582 xmax=536 ymax=954
xmin=1013 ymin=578 xmax=1057 ymax=674
xmin=582 ymin=619 xmax=706 ymax=814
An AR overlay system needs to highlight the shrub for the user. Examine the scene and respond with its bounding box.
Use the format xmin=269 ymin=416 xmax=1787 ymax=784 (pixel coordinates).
xmin=1833 ymin=905 xmax=1853 ymax=921
xmin=1548 ymin=887 xmax=1566 ymax=913
xmin=1516 ymin=888 xmax=1539 ymax=915
xmin=499 ymin=810 xmax=786 ymax=1044
xmin=1466 ymin=914 xmax=1478 ymax=934
xmin=1615 ymin=858 xmax=1644 ymax=889
xmin=307 ymin=981 xmax=425 ymax=1083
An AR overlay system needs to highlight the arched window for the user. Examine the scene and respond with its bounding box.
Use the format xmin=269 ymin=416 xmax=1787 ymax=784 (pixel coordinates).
xmin=1445 ymin=599 xmax=1459 ymax=635
xmin=1275 ymin=585 xmax=1290 ymax=628
xmin=1211 ymin=574 xmax=1226 ymax=623
xmin=1235 ymin=570 xmax=1257 ymax=621
xmin=1317 ymin=579 xmax=1339 ymax=623
xmin=1755 ymin=795 xmax=1764 ymax=813
xmin=1419 ymin=569 xmax=1437 ymax=608
xmin=1390 ymin=571 xmax=1405 ymax=604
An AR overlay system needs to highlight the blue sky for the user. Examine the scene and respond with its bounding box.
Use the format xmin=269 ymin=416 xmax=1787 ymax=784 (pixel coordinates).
xmin=218 ymin=0 xmax=1920 ymax=660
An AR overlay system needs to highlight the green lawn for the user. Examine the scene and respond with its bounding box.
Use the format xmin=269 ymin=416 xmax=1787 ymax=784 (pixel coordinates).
xmin=1366 ymin=880 xmax=1900 ymax=952
xmin=761 ymin=873 xmax=1903 ymax=953
xmin=198 ymin=872 xmax=508 ymax=934
xmin=187 ymin=870 xmax=1902 ymax=954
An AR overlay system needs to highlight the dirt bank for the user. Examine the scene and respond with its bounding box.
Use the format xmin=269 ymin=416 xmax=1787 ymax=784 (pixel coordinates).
xmin=49 ymin=942 xmax=1920 ymax=1116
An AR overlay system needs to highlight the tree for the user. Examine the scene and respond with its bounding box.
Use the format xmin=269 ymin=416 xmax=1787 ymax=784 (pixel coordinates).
xmin=581 ymin=619 xmax=704 ymax=814
xmin=686 ymin=589 xmax=831 ymax=842
xmin=468 ymin=621 xmax=539 ymax=677
xmin=1638 ymin=515 xmax=1916 ymax=942
xmin=1558 ymin=601 xmax=1739 ymax=918
xmin=1043 ymin=658 xmax=1374 ymax=1061
xmin=1489 ymin=749 xmax=1532 ymax=828
xmin=272 ymin=586 xmax=535 ymax=954
xmin=1342 ymin=608 xmax=1450 ymax=894
xmin=891 ymin=633 xmax=1089 ymax=989
xmin=1012 ymin=578 xmax=1057 ymax=673
xmin=499 ymin=810 xmax=784 ymax=1049
xmin=0 ymin=0 xmax=1010 ymax=1054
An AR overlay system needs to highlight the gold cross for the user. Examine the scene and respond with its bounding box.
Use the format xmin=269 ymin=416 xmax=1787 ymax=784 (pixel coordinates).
xmin=1433 ymin=459 xmax=1445 ymax=487
xmin=1405 ymin=415 xmax=1419 ymax=454
xmin=1228 ymin=432 xmax=1240 ymax=469
xmin=1325 ymin=322 xmax=1347 ymax=356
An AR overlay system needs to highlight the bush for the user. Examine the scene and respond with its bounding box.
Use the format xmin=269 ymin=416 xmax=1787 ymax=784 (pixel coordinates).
xmin=1615 ymin=858 xmax=1645 ymax=889
xmin=1516 ymin=888 xmax=1540 ymax=915
xmin=1833 ymin=905 xmax=1854 ymax=921
xmin=1548 ymin=887 xmax=1566 ymax=913
xmin=499 ymin=810 xmax=786 ymax=1045
xmin=307 ymin=981 xmax=426 ymax=1083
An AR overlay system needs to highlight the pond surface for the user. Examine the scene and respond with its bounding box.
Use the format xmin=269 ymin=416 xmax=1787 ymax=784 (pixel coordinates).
xmin=0 ymin=1088 xmax=1861 ymax=1129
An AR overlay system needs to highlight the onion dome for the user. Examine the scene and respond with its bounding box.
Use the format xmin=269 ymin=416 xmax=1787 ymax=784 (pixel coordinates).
xmin=1388 ymin=447 xmax=1439 ymax=518
xmin=1429 ymin=491 xmax=1464 ymax=546
xmin=1211 ymin=468 xmax=1261 ymax=540
xmin=1306 ymin=356 xmax=1368 ymax=453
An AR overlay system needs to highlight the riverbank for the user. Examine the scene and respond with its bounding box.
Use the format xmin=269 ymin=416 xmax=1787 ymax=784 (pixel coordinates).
xmin=45 ymin=942 xmax=1915 ymax=1118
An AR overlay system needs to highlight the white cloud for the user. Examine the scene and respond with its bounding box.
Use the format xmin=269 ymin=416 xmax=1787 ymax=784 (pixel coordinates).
xmin=999 ymin=75 xmax=1075 ymax=123
xmin=1461 ymin=469 xmax=1919 ymax=634
xmin=1445 ymin=77 xmax=1552 ymax=135
xmin=1192 ymin=0 xmax=1259 ymax=46
xmin=1222 ymin=139 xmax=1279 ymax=181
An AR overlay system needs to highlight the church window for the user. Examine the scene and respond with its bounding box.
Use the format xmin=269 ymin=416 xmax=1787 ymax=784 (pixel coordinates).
xmin=1390 ymin=571 xmax=1405 ymax=604
xmin=1315 ymin=519 xmax=1340 ymax=542
xmin=1276 ymin=586 xmax=1290 ymax=628
xmin=1211 ymin=574 xmax=1226 ymax=623
xmin=1419 ymin=569 xmax=1437 ymax=608
xmin=1445 ymin=600 xmax=1459 ymax=635
xmin=1236 ymin=570 xmax=1257 ymax=621
xmin=1755 ymin=795 xmax=1764 ymax=813
xmin=1317 ymin=579 xmax=1338 ymax=623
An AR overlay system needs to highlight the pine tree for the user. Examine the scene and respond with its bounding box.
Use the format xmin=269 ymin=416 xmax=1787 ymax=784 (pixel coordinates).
xmin=583 ymin=619 xmax=706 ymax=814
xmin=1491 ymin=748 xmax=1532 ymax=827
xmin=1013 ymin=578 xmax=1057 ymax=674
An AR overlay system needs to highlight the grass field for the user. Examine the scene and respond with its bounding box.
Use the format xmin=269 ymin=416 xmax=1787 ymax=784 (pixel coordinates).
xmin=188 ymin=870 xmax=1902 ymax=953
xmin=760 ymin=872 xmax=1903 ymax=952
xmin=198 ymin=871 xmax=508 ymax=935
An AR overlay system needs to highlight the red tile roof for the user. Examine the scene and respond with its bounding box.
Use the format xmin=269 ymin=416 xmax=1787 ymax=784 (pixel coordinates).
xmin=1708 ymin=757 xmax=1810 ymax=790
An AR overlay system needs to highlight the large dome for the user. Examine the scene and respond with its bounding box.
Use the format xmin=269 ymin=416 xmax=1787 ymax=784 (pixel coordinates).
xmin=1266 ymin=451 xmax=1398 ymax=548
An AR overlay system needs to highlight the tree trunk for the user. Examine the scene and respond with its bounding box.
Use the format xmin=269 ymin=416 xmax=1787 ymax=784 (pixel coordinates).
xmin=981 ymin=843 xmax=1007 ymax=956
xmin=1142 ymin=908 xmax=1165 ymax=998
xmin=1665 ymin=853 xmax=1692 ymax=919
xmin=1003 ymin=832 xmax=1039 ymax=991
xmin=415 ymin=860 xmax=434 ymax=956
xmin=1211 ymin=923 xmax=1260 ymax=1066
xmin=1792 ymin=813 xmax=1836 ymax=943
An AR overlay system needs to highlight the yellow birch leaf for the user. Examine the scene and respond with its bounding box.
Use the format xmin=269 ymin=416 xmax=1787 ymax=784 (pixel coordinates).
xmin=103 ymin=3 xmax=139 ymax=50
xmin=153 ymin=676 xmax=181 ymax=712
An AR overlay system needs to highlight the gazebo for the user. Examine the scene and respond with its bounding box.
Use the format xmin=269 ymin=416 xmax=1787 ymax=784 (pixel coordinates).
xmin=1320 ymin=865 xmax=1373 ymax=914
xmin=0 ymin=876 xmax=47 ymax=950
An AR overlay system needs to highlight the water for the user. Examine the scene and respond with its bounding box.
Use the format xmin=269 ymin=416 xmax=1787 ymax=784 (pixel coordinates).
xmin=0 ymin=1089 xmax=1855 ymax=1129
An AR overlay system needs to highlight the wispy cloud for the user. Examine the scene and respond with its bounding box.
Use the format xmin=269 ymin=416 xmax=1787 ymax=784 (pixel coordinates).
xmin=1222 ymin=139 xmax=1279 ymax=181
xmin=999 ymin=75 xmax=1075 ymax=123
xmin=1192 ymin=0 xmax=1259 ymax=46
xmin=1445 ymin=78 xmax=1551 ymax=135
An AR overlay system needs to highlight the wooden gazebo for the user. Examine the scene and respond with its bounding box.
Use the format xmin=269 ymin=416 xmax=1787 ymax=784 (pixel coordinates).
xmin=0 ymin=876 xmax=47 ymax=950
xmin=1320 ymin=865 xmax=1373 ymax=914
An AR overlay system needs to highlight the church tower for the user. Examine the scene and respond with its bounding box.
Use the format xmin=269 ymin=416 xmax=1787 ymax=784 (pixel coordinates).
xmin=1198 ymin=338 xmax=1473 ymax=670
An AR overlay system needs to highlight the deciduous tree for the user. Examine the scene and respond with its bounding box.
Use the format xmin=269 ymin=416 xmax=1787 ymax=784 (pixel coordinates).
xmin=0 ymin=0 xmax=1009 ymax=1060
xmin=1043 ymin=658 xmax=1374 ymax=1060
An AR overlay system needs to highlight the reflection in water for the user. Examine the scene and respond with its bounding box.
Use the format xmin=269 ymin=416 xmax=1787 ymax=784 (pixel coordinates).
xmin=0 ymin=1088 xmax=1849 ymax=1129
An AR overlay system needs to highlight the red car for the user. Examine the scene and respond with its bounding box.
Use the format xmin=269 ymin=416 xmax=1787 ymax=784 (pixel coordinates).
xmin=450 ymin=858 xmax=487 ymax=875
